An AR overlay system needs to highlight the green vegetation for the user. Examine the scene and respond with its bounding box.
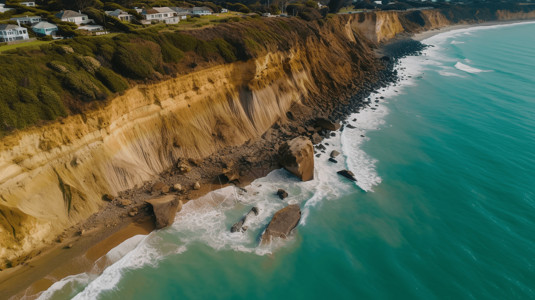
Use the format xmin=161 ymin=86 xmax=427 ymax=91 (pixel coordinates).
xmin=0 ymin=40 xmax=54 ymax=53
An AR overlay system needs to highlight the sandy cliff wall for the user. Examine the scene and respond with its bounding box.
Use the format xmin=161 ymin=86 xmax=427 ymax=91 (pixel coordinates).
xmin=0 ymin=17 xmax=376 ymax=266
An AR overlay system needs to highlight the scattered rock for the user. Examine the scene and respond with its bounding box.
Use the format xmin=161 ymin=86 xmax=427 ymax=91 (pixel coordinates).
xmin=65 ymin=244 xmax=73 ymax=249
xmin=251 ymin=207 xmax=259 ymax=215
xmin=128 ymin=210 xmax=138 ymax=217
xmin=146 ymin=195 xmax=183 ymax=229
xmin=119 ymin=199 xmax=132 ymax=207
xmin=337 ymin=170 xmax=357 ymax=181
xmin=261 ymin=204 xmax=301 ymax=244
xmin=346 ymin=124 xmax=356 ymax=129
xmin=277 ymin=189 xmax=289 ymax=200
xmin=193 ymin=181 xmax=201 ymax=190
xmin=328 ymin=158 xmax=338 ymax=163
xmin=77 ymin=229 xmax=85 ymax=236
xmin=330 ymin=150 xmax=340 ymax=158
xmin=231 ymin=207 xmax=259 ymax=233
xmin=315 ymin=118 xmax=341 ymax=131
xmin=221 ymin=165 xmax=239 ymax=182
xmin=173 ymin=183 xmax=183 ymax=192
xmin=102 ymin=194 xmax=114 ymax=202
xmin=177 ymin=162 xmax=191 ymax=173
xmin=311 ymin=133 xmax=322 ymax=144
xmin=152 ymin=182 xmax=170 ymax=194
xmin=279 ymin=136 xmax=314 ymax=181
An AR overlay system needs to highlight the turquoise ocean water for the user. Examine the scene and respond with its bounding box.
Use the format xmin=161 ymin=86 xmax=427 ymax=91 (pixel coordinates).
xmin=37 ymin=22 xmax=535 ymax=299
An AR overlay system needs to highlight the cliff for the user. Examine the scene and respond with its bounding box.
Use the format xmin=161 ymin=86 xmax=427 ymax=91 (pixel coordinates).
xmin=1 ymin=7 xmax=534 ymax=268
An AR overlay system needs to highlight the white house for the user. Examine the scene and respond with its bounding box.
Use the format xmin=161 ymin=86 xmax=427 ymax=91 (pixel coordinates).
xmin=221 ymin=8 xmax=228 ymax=13
xmin=32 ymin=21 xmax=58 ymax=36
xmin=191 ymin=7 xmax=213 ymax=16
xmin=20 ymin=1 xmax=35 ymax=6
xmin=105 ymin=9 xmax=133 ymax=22
xmin=0 ymin=3 xmax=14 ymax=13
xmin=10 ymin=15 xmax=42 ymax=25
xmin=142 ymin=7 xmax=179 ymax=24
xmin=0 ymin=24 xmax=29 ymax=42
xmin=55 ymin=10 xmax=91 ymax=25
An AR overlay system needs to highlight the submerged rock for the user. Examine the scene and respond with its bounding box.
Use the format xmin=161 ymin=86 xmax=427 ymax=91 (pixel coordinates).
xmin=231 ymin=207 xmax=260 ymax=233
xmin=261 ymin=204 xmax=301 ymax=244
xmin=279 ymin=136 xmax=314 ymax=181
xmin=146 ymin=195 xmax=182 ymax=229
xmin=337 ymin=170 xmax=357 ymax=181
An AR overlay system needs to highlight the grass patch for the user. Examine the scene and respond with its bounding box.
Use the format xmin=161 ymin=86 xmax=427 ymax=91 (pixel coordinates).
xmin=0 ymin=40 xmax=54 ymax=53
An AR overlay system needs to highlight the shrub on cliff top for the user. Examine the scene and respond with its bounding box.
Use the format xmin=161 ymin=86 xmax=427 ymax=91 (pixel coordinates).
xmin=96 ymin=67 xmax=129 ymax=93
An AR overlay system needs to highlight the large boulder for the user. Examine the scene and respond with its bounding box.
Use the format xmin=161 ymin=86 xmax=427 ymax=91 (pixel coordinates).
xmin=279 ymin=136 xmax=314 ymax=181
xmin=315 ymin=118 xmax=340 ymax=131
xmin=261 ymin=204 xmax=301 ymax=244
xmin=146 ymin=195 xmax=183 ymax=229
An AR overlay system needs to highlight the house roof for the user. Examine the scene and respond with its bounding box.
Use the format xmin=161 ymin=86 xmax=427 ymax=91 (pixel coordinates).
xmin=32 ymin=21 xmax=57 ymax=29
xmin=0 ymin=24 xmax=23 ymax=30
xmin=153 ymin=7 xmax=175 ymax=14
xmin=56 ymin=10 xmax=86 ymax=19
xmin=144 ymin=8 xmax=159 ymax=15
xmin=106 ymin=9 xmax=130 ymax=16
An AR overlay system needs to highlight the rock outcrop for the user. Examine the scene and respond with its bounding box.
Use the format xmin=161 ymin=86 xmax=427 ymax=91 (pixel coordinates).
xmin=261 ymin=204 xmax=301 ymax=244
xmin=276 ymin=189 xmax=288 ymax=200
xmin=146 ymin=195 xmax=182 ymax=229
xmin=279 ymin=137 xmax=314 ymax=181
xmin=337 ymin=170 xmax=357 ymax=181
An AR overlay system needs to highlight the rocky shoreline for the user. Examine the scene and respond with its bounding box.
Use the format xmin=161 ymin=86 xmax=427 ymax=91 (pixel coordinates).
xmin=76 ymin=38 xmax=426 ymax=237
xmin=0 ymin=36 xmax=425 ymax=298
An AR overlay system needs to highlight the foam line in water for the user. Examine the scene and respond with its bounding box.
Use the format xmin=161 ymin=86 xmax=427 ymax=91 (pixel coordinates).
xmin=454 ymin=62 xmax=492 ymax=74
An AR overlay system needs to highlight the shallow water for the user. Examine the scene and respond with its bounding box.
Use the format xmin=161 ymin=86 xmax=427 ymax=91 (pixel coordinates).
xmin=37 ymin=22 xmax=535 ymax=300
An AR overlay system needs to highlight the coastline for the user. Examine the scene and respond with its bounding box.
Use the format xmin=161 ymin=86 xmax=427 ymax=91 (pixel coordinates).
xmin=412 ymin=19 xmax=535 ymax=41
xmin=1 ymin=18 xmax=534 ymax=299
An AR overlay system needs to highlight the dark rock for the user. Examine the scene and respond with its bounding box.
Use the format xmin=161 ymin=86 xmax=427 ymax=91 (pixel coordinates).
xmin=315 ymin=118 xmax=340 ymax=131
xmin=146 ymin=195 xmax=182 ymax=229
xmin=251 ymin=207 xmax=259 ymax=215
xmin=311 ymin=133 xmax=322 ymax=144
xmin=102 ymin=194 xmax=114 ymax=202
xmin=277 ymin=189 xmax=288 ymax=200
xmin=346 ymin=124 xmax=356 ymax=129
xmin=279 ymin=136 xmax=314 ymax=181
xmin=328 ymin=158 xmax=338 ymax=163
xmin=261 ymin=204 xmax=301 ymax=244
xmin=337 ymin=170 xmax=357 ymax=181
xmin=231 ymin=207 xmax=260 ymax=233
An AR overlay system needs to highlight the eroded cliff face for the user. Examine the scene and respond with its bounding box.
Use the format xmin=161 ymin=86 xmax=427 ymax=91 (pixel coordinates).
xmin=0 ymin=17 xmax=376 ymax=266
xmin=1 ymin=7 xmax=534 ymax=266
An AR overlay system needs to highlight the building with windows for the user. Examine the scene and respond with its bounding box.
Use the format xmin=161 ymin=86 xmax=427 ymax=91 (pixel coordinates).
xmin=55 ymin=10 xmax=91 ymax=25
xmin=32 ymin=21 xmax=58 ymax=36
xmin=0 ymin=24 xmax=29 ymax=42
